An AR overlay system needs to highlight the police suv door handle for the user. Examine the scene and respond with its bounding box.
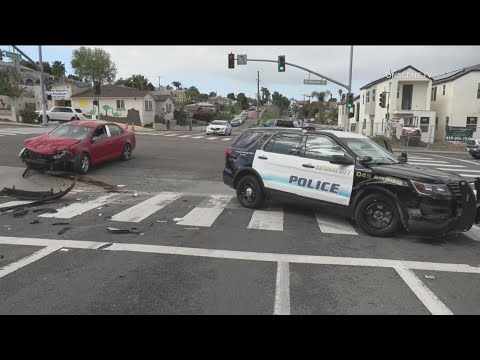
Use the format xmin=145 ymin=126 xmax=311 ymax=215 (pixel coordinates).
xmin=302 ymin=164 xmax=315 ymax=168
xmin=258 ymin=156 xmax=268 ymax=160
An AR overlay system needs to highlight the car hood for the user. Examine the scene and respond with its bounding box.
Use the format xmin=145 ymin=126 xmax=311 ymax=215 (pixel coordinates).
xmin=24 ymin=135 xmax=82 ymax=155
xmin=370 ymin=162 xmax=465 ymax=183
xmin=209 ymin=125 xmax=226 ymax=128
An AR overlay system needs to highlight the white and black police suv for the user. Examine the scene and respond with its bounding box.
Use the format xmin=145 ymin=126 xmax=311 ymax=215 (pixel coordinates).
xmin=223 ymin=127 xmax=480 ymax=237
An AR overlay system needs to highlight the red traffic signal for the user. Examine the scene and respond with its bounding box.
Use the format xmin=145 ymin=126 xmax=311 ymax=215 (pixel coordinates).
xmin=228 ymin=53 xmax=235 ymax=69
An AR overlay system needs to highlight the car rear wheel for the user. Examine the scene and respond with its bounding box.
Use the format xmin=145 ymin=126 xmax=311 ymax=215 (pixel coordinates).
xmin=236 ymin=175 xmax=264 ymax=209
xmin=354 ymin=193 xmax=401 ymax=237
xmin=74 ymin=152 xmax=90 ymax=174
xmin=121 ymin=144 xmax=132 ymax=161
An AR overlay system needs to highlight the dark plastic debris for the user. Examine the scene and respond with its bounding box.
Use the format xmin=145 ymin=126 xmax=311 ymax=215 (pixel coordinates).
xmin=52 ymin=222 xmax=70 ymax=226
xmin=33 ymin=208 xmax=58 ymax=213
xmin=30 ymin=220 xmax=40 ymax=224
xmin=106 ymin=227 xmax=140 ymax=234
xmin=12 ymin=208 xmax=29 ymax=218
xmin=58 ymin=226 xmax=70 ymax=235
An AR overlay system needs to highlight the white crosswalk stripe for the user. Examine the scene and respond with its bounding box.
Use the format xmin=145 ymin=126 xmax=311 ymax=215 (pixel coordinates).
xmin=247 ymin=210 xmax=284 ymax=231
xmin=222 ymin=138 xmax=232 ymax=141
xmin=409 ymin=163 xmax=465 ymax=167
xmin=464 ymin=225 xmax=480 ymax=241
xmin=192 ymin=136 xmax=205 ymax=139
xmin=206 ymin=137 xmax=219 ymax=140
xmin=177 ymin=135 xmax=192 ymax=138
xmin=0 ymin=200 xmax=36 ymax=209
xmin=111 ymin=192 xmax=182 ymax=223
xmin=39 ymin=194 xmax=118 ymax=219
xmin=176 ymin=195 xmax=232 ymax=227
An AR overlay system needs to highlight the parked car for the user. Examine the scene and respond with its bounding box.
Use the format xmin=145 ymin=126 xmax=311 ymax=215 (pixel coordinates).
xmin=19 ymin=120 xmax=136 ymax=174
xmin=231 ymin=119 xmax=241 ymax=127
xmin=206 ymin=120 xmax=232 ymax=135
xmin=262 ymin=119 xmax=296 ymax=128
xmin=35 ymin=106 xmax=88 ymax=123
xmin=467 ymin=139 xmax=480 ymax=159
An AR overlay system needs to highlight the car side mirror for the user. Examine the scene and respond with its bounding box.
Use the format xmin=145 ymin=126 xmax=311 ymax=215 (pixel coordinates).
xmin=91 ymin=137 xmax=97 ymax=143
xmin=330 ymin=155 xmax=354 ymax=165
xmin=360 ymin=155 xmax=373 ymax=164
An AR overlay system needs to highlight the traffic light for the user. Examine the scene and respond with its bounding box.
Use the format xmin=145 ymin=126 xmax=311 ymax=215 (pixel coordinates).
xmin=228 ymin=53 xmax=235 ymax=69
xmin=346 ymin=93 xmax=354 ymax=108
xmin=278 ymin=55 xmax=285 ymax=72
xmin=348 ymin=106 xmax=355 ymax=118
xmin=94 ymin=81 xmax=101 ymax=95
xmin=379 ymin=92 xmax=386 ymax=108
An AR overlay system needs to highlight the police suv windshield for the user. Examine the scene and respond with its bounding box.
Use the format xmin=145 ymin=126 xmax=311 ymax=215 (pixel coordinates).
xmin=342 ymin=137 xmax=400 ymax=165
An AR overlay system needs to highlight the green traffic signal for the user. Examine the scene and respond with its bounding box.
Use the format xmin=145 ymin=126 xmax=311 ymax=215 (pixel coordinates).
xmin=279 ymin=66 xmax=284 ymax=71
xmin=347 ymin=103 xmax=353 ymax=108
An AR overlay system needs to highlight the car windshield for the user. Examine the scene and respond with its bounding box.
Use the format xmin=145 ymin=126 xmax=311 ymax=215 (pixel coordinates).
xmin=49 ymin=124 xmax=92 ymax=140
xmin=342 ymin=137 xmax=400 ymax=165
xmin=211 ymin=121 xmax=227 ymax=125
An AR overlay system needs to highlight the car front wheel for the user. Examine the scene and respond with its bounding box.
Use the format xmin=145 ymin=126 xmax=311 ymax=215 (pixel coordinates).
xmin=74 ymin=152 xmax=90 ymax=174
xmin=354 ymin=193 xmax=401 ymax=237
xmin=236 ymin=175 xmax=264 ymax=209
xmin=122 ymin=143 xmax=132 ymax=161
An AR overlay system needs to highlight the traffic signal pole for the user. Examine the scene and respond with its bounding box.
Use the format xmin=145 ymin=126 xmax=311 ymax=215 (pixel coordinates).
xmin=347 ymin=46 xmax=353 ymax=131
xmin=38 ymin=46 xmax=48 ymax=126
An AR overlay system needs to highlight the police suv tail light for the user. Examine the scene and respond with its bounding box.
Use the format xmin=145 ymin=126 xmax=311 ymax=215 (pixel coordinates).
xmin=411 ymin=180 xmax=451 ymax=196
xmin=226 ymin=149 xmax=233 ymax=161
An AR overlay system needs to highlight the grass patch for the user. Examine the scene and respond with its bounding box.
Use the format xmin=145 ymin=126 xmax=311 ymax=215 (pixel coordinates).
xmin=259 ymin=109 xmax=277 ymax=124
xmin=232 ymin=106 xmax=243 ymax=115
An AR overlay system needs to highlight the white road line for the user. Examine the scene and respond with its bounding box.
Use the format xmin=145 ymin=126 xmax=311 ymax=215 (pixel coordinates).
xmin=1 ymin=236 xmax=480 ymax=274
xmin=436 ymin=168 xmax=480 ymax=173
xmin=0 ymin=132 xmax=17 ymax=136
xmin=248 ymin=210 xmax=284 ymax=231
xmin=192 ymin=136 xmax=205 ymax=139
xmin=408 ymin=157 xmax=433 ymax=160
xmin=176 ymin=195 xmax=232 ymax=227
xmin=274 ymin=262 xmax=290 ymax=315
xmin=39 ymin=194 xmax=117 ymax=219
xmin=0 ymin=246 xmax=62 ymax=279
xmin=163 ymin=134 xmax=179 ymax=137
xmin=459 ymin=174 xmax=479 ymax=177
xmin=316 ymin=213 xmax=358 ymax=235
xmin=429 ymin=154 xmax=480 ymax=166
xmin=464 ymin=225 xmax=480 ymax=241
xmin=111 ymin=192 xmax=182 ymax=223
xmin=0 ymin=200 xmax=35 ymax=209
xmin=222 ymin=138 xmax=232 ymax=141
xmin=406 ymin=160 xmax=449 ymax=164
xmin=394 ymin=267 xmax=453 ymax=315
xmin=206 ymin=137 xmax=219 ymax=140
xmin=177 ymin=135 xmax=193 ymax=138
xmin=409 ymin=163 xmax=465 ymax=167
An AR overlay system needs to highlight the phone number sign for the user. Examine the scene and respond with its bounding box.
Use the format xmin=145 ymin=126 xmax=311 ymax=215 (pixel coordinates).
xmin=445 ymin=127 xmax=473 ymax=141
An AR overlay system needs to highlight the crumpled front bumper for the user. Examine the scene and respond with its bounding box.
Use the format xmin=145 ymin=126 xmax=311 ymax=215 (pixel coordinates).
xmin=19 ymin=148 xmax=73 ymax=170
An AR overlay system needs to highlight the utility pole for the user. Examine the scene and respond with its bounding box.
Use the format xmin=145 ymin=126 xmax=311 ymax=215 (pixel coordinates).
xmin=346 ymin=45 xmax=354 ymax=131
xmin=157 ymin=76 xmax=163 ymax=90
xmin=38 ymin=46 xmax=48 ymax=126
xmin=257 ymin=70 xmax=260 ymax=125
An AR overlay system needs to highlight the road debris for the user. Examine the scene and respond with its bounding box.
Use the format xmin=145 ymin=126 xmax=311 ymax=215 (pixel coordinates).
xmin=133 ymin=193 xmax=138 ymax=197
xmin=97 ymin=207 xmax=102 ymax=210
xmin=76 ymin=198 xmax=83 ymax=201
xmin=156 ymin=220 xmax=167 ymax=223
xmin=173 ymin=218 xmax=183 ymax=222
xmin=98 ymin=213 xmax=103 ymax=216
xmin=12 ymin=208 xmax=29 ymax=218
xmin=183 ymin=227 xmax=199 ymax=230
xmin=117 ymin=185 xmax=126 ymax=187
xmin=424 ymin=275 xmax=436 ymax=279
xmin=106 ymin=227 xmax=140 ymax=234
xmin=29 ymin=220 xmax=40 ymax=224
xmin=59 ymin=248 xmax=69 ymax=252
xmin=58 ymin=226 xmax=70 ymax=235
xmin=33 ymin=208 xmax=58 ymax=213
xmin=52 ymin=222 xmax=70 ymax=226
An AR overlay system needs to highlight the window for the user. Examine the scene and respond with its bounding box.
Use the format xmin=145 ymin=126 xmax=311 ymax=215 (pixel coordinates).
xmin=404 ymin=117 xmax=415 ymax=127
xmin=431 ymin=87 xmax=437 ymax=101
xmin=75 ymin=108 xmax=83 ymax=113
xmin=92 ymin=126 xmax=108 ymax=141
xmin=397 ymin=84 xmax=400 ymax=99
xmin=145 ymin=100 xmax=148 ymax=109
xmin=467 ymin=117 xmax=478 ymax=133
xmin=232 ymin=131 xmax=264 ymax=149
xmin=366 ymin=91 xmax=370 ymax=103
xmin=116 ymin=100 xmax=125 ymax=109
xmin=145 ymin=100 xmax=152 ymax=110
xmin=363 ymin=119 xmax=366 ymax=130
xmin=302 ymin=135 xmax=344 ymax=161
xmin=51 ymin=107 xmax=60 ymax=112
xmin=435 ymin=117 xmax=439 ymax=131
xmin=372 ymin=89 xmax=376 ymax=103
xmin=60 ymin=107 xmax=73 ymax=113
xmin=443 ymin=85 xmax=446 ymax=95
xmin=362 ymin=94 xmax=364 ymax=104
xmin=446 ymin=116 xmax=449 ymax=127
xmin=264 ymin=134 xmax=303 ymax=156
xmin=420 ymin=117 xmax=430 ymax=133
xmin=107 ymin=124 xmax=123 ymax=136
xmin=477 ymin=83 xmax=480 ymax=99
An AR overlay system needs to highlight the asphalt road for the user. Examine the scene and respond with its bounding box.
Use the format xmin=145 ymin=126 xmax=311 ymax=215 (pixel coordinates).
xmin=1 ymin=122 xmax=480 ymax=314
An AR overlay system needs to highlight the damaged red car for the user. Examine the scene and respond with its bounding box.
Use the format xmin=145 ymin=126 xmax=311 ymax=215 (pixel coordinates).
xmin=19 ymin=120 xmax=136 ymax=174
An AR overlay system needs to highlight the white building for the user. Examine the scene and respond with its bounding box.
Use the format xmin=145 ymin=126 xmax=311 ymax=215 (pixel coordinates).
xmin=154 ymin=94 xmax=176 ymax=122
xmin=431 ymin=64 xmax=480 ymax=140
xmin=344 ymin=65 xmax=436 ymax=142
xmin=71 ymin=84 xmax=157 ymax=126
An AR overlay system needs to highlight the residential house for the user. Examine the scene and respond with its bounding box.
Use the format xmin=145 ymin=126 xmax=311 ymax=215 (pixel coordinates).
xmin=183 ymin=102 xmax=217 ymax=117
xmin=430 ymin=64 xmax=480 ymax=140
xmin=71 ymin=84 xmax=157 ymax=126
xmin=154 ymin=94 xmax=176 ymax=122
xmin=354 ymin=65 xmax=436 ymax=142
xmin=208 ymin=96 xmax=233 ymax=106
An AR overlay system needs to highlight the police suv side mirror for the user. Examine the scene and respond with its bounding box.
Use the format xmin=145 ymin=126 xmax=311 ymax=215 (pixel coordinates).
xmin=330 ymin=155 xmax=354 ymax=165
xmin=361 ymin=156 xmax=373 ymax=164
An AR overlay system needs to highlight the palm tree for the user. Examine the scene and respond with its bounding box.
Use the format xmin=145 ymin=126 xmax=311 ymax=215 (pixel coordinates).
xmin=172 ymin=81 xmax=182 ymax=90
xmin=338 ymin=89 xmax=343 ymax=103
xmin=51 ymin=61 xmax=65 ymax=80
xmin=311 ymin=90 xmax=331 ymax=123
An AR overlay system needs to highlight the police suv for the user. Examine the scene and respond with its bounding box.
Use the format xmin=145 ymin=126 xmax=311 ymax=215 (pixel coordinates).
xmin=223 ymin=127 xmax=480 ymax=237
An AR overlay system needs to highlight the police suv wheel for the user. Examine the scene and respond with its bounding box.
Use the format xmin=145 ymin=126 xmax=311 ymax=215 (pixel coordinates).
xmin=354 ymin=193 xmax=401 ymax=237
xmin=236 ymin=175 xmax=264 ymax=209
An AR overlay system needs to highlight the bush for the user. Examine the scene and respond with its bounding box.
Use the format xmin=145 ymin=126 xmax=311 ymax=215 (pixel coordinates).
xmin=19 ymin=108 xmax=38 ymax=124
xmin=144 ymin=123 xmax=153 ymax=128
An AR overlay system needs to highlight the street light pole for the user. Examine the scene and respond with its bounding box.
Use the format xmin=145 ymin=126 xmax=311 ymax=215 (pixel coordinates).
xmin=257 ymin=70 xmax=260 ymax=125
xmin=38 ymin=46 xmax=48 ymax=126
xmin=347 ymin=45 xmax=353 ymax=131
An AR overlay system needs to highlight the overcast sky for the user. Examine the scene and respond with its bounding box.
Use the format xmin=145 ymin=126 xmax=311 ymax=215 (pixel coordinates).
xmin=2 ymin=45 xmax=480 ymax=100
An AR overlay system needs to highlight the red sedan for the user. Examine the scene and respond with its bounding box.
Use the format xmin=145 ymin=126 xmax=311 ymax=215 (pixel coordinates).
xmin=19 ymin=120 xmax=136 ymax=174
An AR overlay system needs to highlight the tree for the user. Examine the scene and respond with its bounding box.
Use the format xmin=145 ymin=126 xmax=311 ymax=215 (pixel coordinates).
xmin=198 ymin=93 xmax=209 ymax=102
xmin=115 ymin=74 xmax=155 ymax=91
xmin=51 ymin=61 xmax=66 ymax=79
xmin=272 ymin=91 xmax=291 ymax=115
xmin=311 ymin=90 xmax=331 ymax=123
xmin=67 ymin=74 xmax=81 ymax=81
xmin=261 ymin=87 xmax=270 ymax=105
xmin=0 ymin=68 xmax=24 ymax=98
xmin=227 ymin=93 xmax=235 ymax=102
xmin=71 ymin=46 xmax=117 ymax=85
xmin=187 ymin=86 xmax=200 ymax=102
xmin=236 ymin=92 xmax=249 ymax=109
xmin=172 ymin=81 xmax=182 ymax=90
xmin=338 ymin=89 xmax=343 ymax=102
xmin=209 ymin=91 xmax=216 ymax=97
xmin=165 ymin=85 xmax=173 ymax=90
